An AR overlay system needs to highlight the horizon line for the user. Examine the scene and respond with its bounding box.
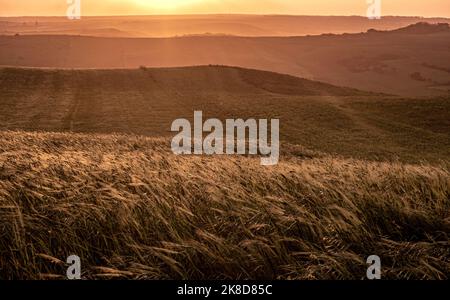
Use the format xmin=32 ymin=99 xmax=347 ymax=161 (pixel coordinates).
xmin=1 ymin=13 xmax=449 ymax=19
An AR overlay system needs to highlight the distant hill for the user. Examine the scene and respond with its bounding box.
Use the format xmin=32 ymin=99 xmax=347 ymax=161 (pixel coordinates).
xmin=0 ymin=66 xmax=448 ymax=163
xmin=1 ymin=15 xmax=449 ymax=38
xmin=368 ymin=22 xmax=450 ymax=34
xmin=1 ymin=23 xmax=449 ymax=96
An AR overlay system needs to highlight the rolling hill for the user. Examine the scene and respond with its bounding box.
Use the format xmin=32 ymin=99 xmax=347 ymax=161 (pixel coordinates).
xmin=2 ymin=15 xmax=449 ymax=37
xmin=1 ymin=23 xmax=449 ymax=96
xmin=0 ymin=66 xmax=449 ymax=163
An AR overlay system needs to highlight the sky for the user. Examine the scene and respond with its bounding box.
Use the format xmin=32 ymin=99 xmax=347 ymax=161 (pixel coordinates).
xmin=0 ymin=0 xmax=449 ymax=17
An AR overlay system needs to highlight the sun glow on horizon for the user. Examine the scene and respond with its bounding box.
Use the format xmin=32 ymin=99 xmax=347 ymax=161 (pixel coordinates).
xmin=133 ymin=0 xmax=203 ymax=11
xmin=0 ymin=0 xmax=449 ymax=17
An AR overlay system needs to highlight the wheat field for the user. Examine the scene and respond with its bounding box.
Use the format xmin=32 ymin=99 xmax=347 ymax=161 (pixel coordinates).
xmin=0 ymin=130 xmax=448 ymax=280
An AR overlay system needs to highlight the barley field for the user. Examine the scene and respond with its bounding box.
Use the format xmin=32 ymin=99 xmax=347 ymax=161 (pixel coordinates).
xmin=0 ymin=130 xmax=448 ymax=280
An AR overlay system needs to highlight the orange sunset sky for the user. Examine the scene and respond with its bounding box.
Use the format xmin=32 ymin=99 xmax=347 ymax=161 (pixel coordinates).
xmin=0 ymin=0 xmax=449 ymax=17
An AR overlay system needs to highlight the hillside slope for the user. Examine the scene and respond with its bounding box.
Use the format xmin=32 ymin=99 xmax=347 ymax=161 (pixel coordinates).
xmin=0 ymin=66 xmax=449 ymax=163
xmin=1 ymin=23 xmax=449 ymax=96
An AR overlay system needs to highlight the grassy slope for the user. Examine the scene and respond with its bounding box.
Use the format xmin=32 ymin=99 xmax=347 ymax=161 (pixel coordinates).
xmin=0 ymin=67 xmax=449 ymax=164
xmin=0 ymin=131 xmax=448 ymax=279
